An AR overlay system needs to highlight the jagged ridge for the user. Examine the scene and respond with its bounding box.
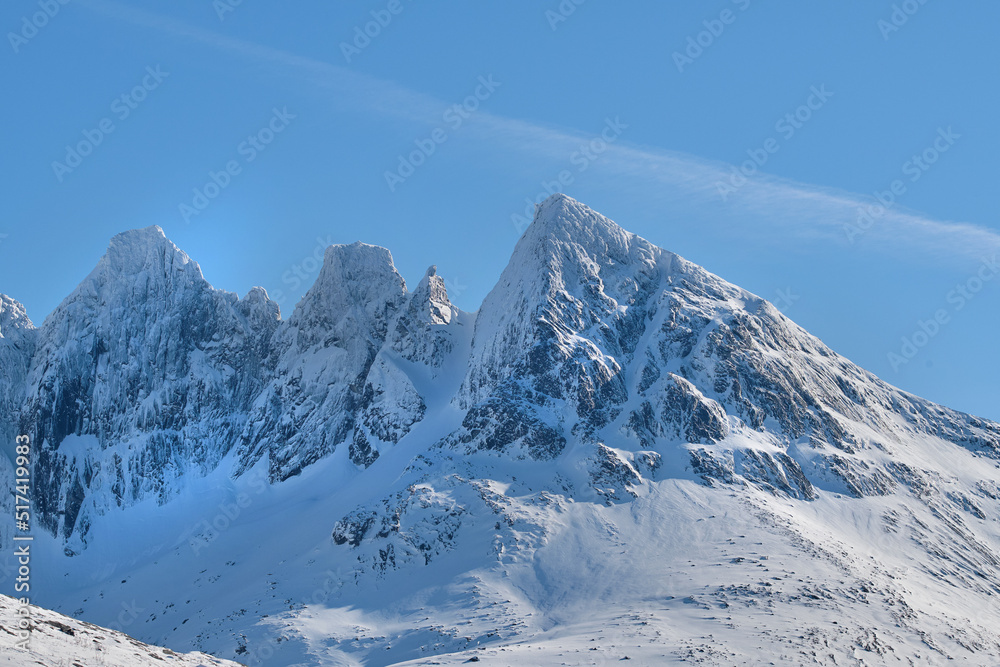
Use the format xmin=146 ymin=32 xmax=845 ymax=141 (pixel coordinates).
xmin=3 ymin=198 xmax=998 ymax=551
xmin=6 ymin=196 xmax=1000 ymax=666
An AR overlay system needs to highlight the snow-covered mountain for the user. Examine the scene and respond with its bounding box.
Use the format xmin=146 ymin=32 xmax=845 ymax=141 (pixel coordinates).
xmin=0 ymin=593 xmax=244 ymax=666
xmin=4 ymin=194 xmax=1000 ymax=665
xmin=20 ymin=227 xmax=279 ymax=554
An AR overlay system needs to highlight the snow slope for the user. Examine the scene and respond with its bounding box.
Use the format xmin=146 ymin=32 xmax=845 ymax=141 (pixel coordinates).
xmin=0 ymin=593 xmax=244 ymax=666
xmin=4 ymin=195 xmax=1000 ymax=665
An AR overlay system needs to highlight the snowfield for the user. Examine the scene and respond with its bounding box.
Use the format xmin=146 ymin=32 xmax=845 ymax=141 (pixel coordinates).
xmin=0 ymin=593 xmax=244 ymax=666
xmin=2 ymin=194 xmax=1000 ymax=665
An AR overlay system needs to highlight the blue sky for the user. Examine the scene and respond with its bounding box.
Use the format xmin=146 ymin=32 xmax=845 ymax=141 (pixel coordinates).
xmin=2 ymin=0 xmax=998 ymax=420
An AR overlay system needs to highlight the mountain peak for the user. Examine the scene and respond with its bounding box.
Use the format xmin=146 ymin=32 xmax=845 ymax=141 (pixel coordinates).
xmin=0 ymin=293 xmax=31 ymax=324
xmin=525 ymin=193 xmax=637 ymax=254
xmin=531 ymin=193 xmax=589 ymax=231
xmin=506 ymin=193 xmax=667 ymax=286
xmin=317 ymin=242 xmax=403 ymax=292
xmin=97 ymin=225 xmax=201 ymax=280
xmin=0 ymin=294 xmax=33 ymax=341
xmin=411 ymin=264 xmax=454 ymax=325
xmin=534 ymin=191 xmax=580 ymax=216
xmin=288 ymin=241 xmax=406 ymax=338
xmin=242 ymin=285 xmax=271 ymax=304
xmin=323 ymin=240 xmax=395 ymax=267
xmin=106 ymin=225 xmax=173 ymax=258
xmin=110 ymin=224 xmax=167 ymax=243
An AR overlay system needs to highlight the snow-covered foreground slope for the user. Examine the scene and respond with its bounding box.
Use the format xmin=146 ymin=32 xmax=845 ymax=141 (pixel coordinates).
xmin=4 ymin=194 xmax=1000 ymax=665
xmin=0 ymin=594 xmax=244 ymax=666
xmin=28 ymin=436 xmax=1000 ymax=666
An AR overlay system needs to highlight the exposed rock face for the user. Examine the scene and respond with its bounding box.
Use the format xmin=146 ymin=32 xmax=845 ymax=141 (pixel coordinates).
xmin=351 ymin=265 xmax=465 ymax=467
xmin=4 ymin=196 xmax=999 ymax=555
xmin=19 ymin=228 xmax=278 ymax=550
xmin=10 ymin=196 xmax=1000 ymax=667
xmin=0 ymin=294 xmax=35 ymax=450
xmin=239 ymin=242 xmax=407 ymax=478
xmin=0 ymin=295 xmax=35 ymax=547
xmin=447 ymin=196 xmax=662 ymax=459
xmin=588 ymin=443 xmax=642 ymax=503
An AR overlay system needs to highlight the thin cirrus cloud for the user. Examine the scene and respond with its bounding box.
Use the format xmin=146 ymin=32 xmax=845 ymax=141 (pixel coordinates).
xmin=76 ymin=0 xmax=1000 ymax=268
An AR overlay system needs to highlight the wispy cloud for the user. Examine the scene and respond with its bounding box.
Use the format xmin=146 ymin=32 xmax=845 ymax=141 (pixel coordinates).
xmin=78 ymin=0 xmax=1000 ymax=266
